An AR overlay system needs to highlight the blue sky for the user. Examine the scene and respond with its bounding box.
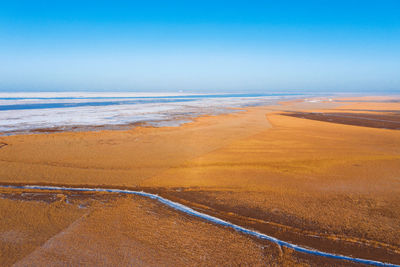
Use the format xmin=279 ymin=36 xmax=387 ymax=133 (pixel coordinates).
xmin=0 ymin=0 xmax=399 ymax=93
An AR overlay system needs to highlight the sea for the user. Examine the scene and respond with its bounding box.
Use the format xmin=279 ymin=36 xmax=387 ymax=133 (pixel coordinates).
xmin=0 ymin=92 xmax=303 ymax=134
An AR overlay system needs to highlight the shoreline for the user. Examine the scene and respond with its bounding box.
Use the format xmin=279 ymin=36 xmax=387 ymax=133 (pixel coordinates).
xmin=0 ymin=93 xmax=298 ymax=136
xmin=0 ymin=107 xmax=246 ymax=137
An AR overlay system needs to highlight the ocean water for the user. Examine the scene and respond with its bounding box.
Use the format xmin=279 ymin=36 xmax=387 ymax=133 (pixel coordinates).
xmin=0 ymin=92 xmax=301 ymax=134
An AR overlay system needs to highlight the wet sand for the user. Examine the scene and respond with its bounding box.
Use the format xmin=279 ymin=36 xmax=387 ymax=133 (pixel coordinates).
xmin=0 ymin=96 xmax=400 ymax=265
xmin=282 ymin=111 xmax=400 ymax=130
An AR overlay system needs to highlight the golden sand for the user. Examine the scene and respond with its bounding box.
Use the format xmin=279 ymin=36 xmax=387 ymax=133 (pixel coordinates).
xmin=1 ymin=97 xmax=400 ymax=265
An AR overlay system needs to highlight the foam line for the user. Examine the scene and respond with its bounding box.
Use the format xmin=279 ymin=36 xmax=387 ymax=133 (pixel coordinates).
xmin=0 ymin=184 xmax=398 ymax=267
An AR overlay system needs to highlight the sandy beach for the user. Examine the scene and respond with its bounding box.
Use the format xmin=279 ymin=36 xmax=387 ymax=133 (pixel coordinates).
xmin=1 ymin=96 xmax=400 ymax=266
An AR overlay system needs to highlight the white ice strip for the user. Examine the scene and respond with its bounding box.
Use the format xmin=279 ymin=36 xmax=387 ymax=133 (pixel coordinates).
xmin=0 ymin=92 xmax=198 ymax=99
xmin=0 ymin=98 xmax=177 ymax=105
xmin=0 ymin=184 xmax=398 ymax=267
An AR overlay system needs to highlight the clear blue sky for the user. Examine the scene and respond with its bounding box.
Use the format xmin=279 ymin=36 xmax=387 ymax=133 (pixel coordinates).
xmin=0 ymin=0 xmax=399 ymax=93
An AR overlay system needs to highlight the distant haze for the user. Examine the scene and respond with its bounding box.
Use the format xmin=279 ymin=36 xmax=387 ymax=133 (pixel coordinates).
xmin=1 ymin=1 xmax=399 ymax=93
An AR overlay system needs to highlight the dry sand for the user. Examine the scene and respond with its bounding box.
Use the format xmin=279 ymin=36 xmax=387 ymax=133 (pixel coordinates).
xmin=0 ymin=97 xmax=400 ymax=265
xmin=1 ymin=189 xmax=350 ymax=267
